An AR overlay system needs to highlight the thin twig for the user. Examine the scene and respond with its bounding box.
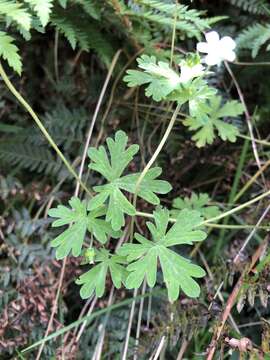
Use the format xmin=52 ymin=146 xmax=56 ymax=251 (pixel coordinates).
xmin=199 ymin=251 xmax=240 ymax=334
xmin=233 ymin=204 xmax=270 ymax=264
xmin=54 ymin=29 xmax=59 ymax=83
xmin=133 ymin=280 xmax=147 ymax=360
xmin=76 ymin=296 xmax=98 ymax=343
xmin=136 ymin=186 xmax=270 ymax=226
xmin=75 ymin=49 xmax=122 ymax=196
xmin=122 ymin=288 xmax=138 ymax=360
xmin=151 ymin=336 xmax=166 ymax=360
xmin=234 ymin=158 xmax=270 ymax=202
xmin=206 ymin=237 xmax=268 ymax=360
xmin=176 ymin=338 xmax=189 ymax=360
xmin=225 ymin=62 xmax=264 ymax=178
xmin=35 ymin=49 xmax=122 ymax=360
xmin=92 ymin=287 xmax=115 ymax=360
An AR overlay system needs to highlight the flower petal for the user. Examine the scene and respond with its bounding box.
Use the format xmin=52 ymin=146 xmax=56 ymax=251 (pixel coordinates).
xmin=220 ymin=36 xmax=236 ymax=50
xmin=197 ymin=42 xmax=209 ymax=53
xmin=224 ymin=50 xmax=236 ymax=62
xmin=205 ymin=31 xmax=220 ymax=44
xmin=204 ymin=53 xmax=221 ymax=66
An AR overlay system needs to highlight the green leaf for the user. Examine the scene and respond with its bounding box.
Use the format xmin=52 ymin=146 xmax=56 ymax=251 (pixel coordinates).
xmin=0 ymin=32 xmax=22 ymax=74
xmin=58 ymin=0 xmax=67 ymax=7
xmin=0 ymin=0 xmax=31 ymax=31
xmin=48 ymin=197 xmax=118 ymax=259
xmin=124 ymin=55 xmax=181 ymax=102
xmin=87 ymin=205 xmax=121 ymax=244
xmin=75 ymin=0 xmax=101 ymax=20
xmin=76 ymin=249 xmax=127 ymax=299
xmin=117 ymin=208 xmax=207 ymax=301
xmin=171 ymin=193 xmax=220 ymax=220
xmin=24 ymin=0 xmax=53 ymax=27
xmin=48 ymin=197 xmax=88 ymax=259
xmin=183 ymin=95 xmax=243 ymax=147
xmin=119 ymin=167 xmax=172 ymax=205
xmin=88 ymin=131 xmax=171 ymax=230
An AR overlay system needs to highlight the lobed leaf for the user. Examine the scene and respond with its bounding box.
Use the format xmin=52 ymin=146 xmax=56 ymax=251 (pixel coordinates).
xmin=88 ymin=131 xmax=171 ymax=230
xmin=49 ymin=197 xmax=118 ymax=259
xmin=117 ymin=208 xmax=207 ymax=301
xmin=184 ymin=95 xmax=243 ymax=147
xmin=123 ymin=55 xmax=181 ymax=102
xmin=171 ymin=192 xmax=220 ymax=220
xmin=76 ymin=249 xmax=127 ymax=299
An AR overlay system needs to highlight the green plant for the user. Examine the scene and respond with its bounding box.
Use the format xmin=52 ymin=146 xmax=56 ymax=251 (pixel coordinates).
xmin=46 ymin=41 xmax=248 ymax=303
xmin=237 ymin=23 xmax=270 ymax=58
xmin=229 ymin=0 xmax=270 ymax=15
xmin=171 ymin=193 xmax=220 ymax=220
xmin=0 ymin=0 xmax=53 ymax=74
xmin=2 ymin=2 xmax=270 ymax=359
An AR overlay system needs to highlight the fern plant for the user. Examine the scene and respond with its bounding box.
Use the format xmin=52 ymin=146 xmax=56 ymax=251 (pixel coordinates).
xmin=125 ymin=0 xmax=223 ymax=42
xmin=229 ymin=0 xmax=270 ymax=15
xmin=0 ymin=0 xmax=53 ymax=74
xmin=237 ymin=23 xmax=270 ymax=58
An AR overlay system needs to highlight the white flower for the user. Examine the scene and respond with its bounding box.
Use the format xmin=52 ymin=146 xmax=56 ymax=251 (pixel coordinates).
xmin=179 ymin=63 xmax=205 ymax=83
xmin=197 ymin=31 xmax=236 ymax=66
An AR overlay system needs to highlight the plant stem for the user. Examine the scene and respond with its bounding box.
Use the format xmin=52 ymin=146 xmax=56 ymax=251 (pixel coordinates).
xmin=213 ymin=138 xmax=249 ymax=259
xmin=136 ymin=186 xmax=270 ymax=226
xmin=238 ymin=133 xmax=270 ymax=147
xmin=234 ymin=61 xmax=270 ymax=66
xmin=0 ymin=62 xmax=92 ymax=197
xmin=130 ymin=103 xmax=181 ymax=239
xmin=134 ymin=103 xmax=181 ymax=196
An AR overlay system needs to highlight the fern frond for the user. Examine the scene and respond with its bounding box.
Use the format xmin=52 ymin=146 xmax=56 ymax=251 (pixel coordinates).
xmin=43 ymin=105 xmax=89 ymax=149
xmin=51 ymin=7 xmax=114 ymax=66
xmin=0 ymin=142 xmax=64 ymax=176
xmin=51 ymin=14 xmax=88 ymax=50
xmin=229 ymin=0 xmax=270 ymax=15
xmin=24 ymin=0 xmax=53 ymax=27
xmin=0 ymin=0 xmax=31 ymax=31
xmin=125 ymin=0 xmax=220 ymax=40
xmin=237 ymin=23 xmax=270 ymax=57
xmin=0 ymin=31 xmax=22 ymax=74
xmin=74 ymin=0 xmax=101 ymax=20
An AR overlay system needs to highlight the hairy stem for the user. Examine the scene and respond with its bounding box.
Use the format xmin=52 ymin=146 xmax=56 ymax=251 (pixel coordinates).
xmin=136 ymin=185 xmax=270 ymax=226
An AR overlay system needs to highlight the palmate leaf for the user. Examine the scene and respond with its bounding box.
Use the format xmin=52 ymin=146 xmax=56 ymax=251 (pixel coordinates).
xmin=88 ymin=131 xmax=172 ymax=231
xmin=124 ymin=55 xmax=181 ymax=101
xmin=76 ymin=249 xmax=127 ymax=299
xmin=48 ymin=197 xmax=120 ymax=259
xmin=184 ymin=95 xmax=243 ymax=147
xmin=117 ymin=208 xmax=207 ymax=301
xmin=171 ymin=193 xmax=220 ymax=220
